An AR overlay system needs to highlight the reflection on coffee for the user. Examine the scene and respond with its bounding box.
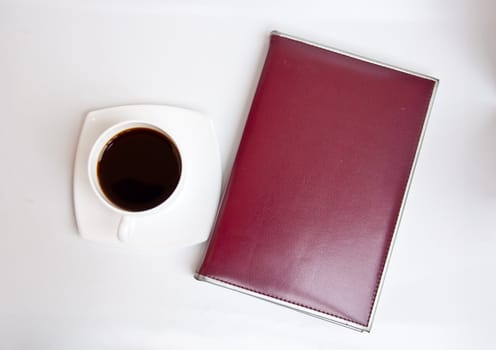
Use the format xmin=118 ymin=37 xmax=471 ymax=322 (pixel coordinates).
xmin=97 ymin=127 xmax=181 ymax=212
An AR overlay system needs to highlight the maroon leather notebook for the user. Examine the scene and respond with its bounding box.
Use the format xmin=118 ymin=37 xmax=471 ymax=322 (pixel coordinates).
xmin=197 ymin=32 xmax=437 ymax=331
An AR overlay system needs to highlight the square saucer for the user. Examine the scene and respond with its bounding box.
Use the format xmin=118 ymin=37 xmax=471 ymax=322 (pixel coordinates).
xmin=73 ymin=105 xmax=222 ymax=247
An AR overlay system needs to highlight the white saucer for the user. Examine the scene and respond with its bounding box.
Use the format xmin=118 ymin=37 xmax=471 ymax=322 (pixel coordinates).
xmin=73 ymin=105 xmax=222 ymax=247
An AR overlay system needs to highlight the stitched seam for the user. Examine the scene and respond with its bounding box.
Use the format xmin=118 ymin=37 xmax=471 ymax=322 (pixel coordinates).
xmin=202 ymin=274 xmax=367 ymax=327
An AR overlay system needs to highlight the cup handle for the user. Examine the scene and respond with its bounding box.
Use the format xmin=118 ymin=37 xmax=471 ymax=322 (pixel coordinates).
xmin=117 ymin=216 xmax=135 ymax=242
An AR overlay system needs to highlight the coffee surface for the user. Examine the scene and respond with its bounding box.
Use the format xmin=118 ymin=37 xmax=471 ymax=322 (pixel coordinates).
xmin=97 ymin=127 xmax=181 ymax=212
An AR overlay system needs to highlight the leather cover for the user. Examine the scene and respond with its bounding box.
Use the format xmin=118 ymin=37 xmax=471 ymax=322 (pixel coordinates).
xmin=197 ymin=32 xmax=437 ymax=331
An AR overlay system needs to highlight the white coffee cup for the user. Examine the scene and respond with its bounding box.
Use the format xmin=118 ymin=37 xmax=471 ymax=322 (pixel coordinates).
xmin=87 ymin=120 xmax=184 ymax=242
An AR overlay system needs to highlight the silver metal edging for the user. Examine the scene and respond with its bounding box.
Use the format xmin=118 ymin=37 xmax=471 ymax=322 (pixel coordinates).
xmin=271 ymin=30 xmax=439 ymax=330
xmin=195 ymin=273 xmax=367 ymax=332
xmin=271 ymin=31 xmax=439 ymax=83
xmin=196 ymin=31 xmax=439 ymax=332
xmin=366 ymin=78 xmax=439 ymax=329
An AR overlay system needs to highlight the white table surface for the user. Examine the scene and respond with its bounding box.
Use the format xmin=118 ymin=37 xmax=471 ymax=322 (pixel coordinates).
xmin=1 ymin=0 xmax=495 ymax=349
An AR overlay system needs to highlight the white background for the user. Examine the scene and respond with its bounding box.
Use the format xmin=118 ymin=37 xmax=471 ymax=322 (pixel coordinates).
xmin=1 ymin=0 xmax=495 ymax=349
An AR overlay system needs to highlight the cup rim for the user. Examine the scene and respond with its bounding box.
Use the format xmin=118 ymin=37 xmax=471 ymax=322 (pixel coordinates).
xmin=87 ymin=120 xmax=184 ymax=216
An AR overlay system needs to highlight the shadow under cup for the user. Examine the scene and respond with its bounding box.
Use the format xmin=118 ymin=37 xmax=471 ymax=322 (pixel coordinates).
xmin=96 ymin=126 xmax=182 ymax=212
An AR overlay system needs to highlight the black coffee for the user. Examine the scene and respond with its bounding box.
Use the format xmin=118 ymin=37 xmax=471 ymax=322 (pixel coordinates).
xmin=97 ymin=127 xmax=181 ymax=212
